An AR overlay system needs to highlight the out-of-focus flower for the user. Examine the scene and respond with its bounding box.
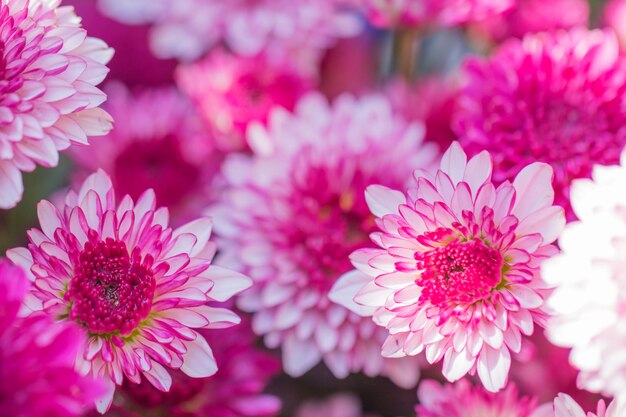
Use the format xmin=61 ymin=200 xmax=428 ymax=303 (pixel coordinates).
xmin=356 ymin=0 xmax=513 ymax=28
xmin=604 ymin=0 xmax=626 ymax=54
xmin=97 ymin=0 xmax=359 ymax=63
xmin=213 ymin=93 xmax=437 ymax=386
xmin=531 ymin=394 xmax=623 ymax=417
xmin=386 ymin=76 xmax=458 ymax=150
xmin=0 ymin=0 xmax=113 ymax=209
xmin=7 ymin=170 xmax=252 ymax=412
xmin=176 ymin=50 xmax=312 ymax=152
xmin=455 ymin=29 xmax=626 ymax=220
xmin=70 ymin=84 xmax=221 ymax=222
xmin=295 ymin=393 xmax=375 ymax=417
xmin=0 ymin=259 xmax=103 ymax=416
xmin=116 ymin=317 xmax=280 ymax=417
xmin=415 ymin=379 xmax=537 ymax=417
xmin=473 ymin=0 xmax=589 ymax=43
xmin=542 ymin=148 xmax=626 ymax=402
xmin=331 ymin=142 xmax=565 ymax=392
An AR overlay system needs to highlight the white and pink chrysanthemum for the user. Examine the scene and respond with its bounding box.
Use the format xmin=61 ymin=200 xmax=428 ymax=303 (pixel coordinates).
xmin=212 ymin=93 xmax=437 ymax=387
xmin=69 ymin=83 xmax=222 ymax=221
xmin=0 ymin=259 xmax=104 ymax=417
xmin=331 ymin=142 xmax=565 ymax=392
xmin=356 ymin=0 xmax=513 ymax=28
xmin=6 ymin=170 xmax=252 ymax=413
xmin=455 ymin=29 xmax=626 ymax=220
xmin=532 ymin=394 xmax=623 ymax=417
xmin=541 ymin=147 xmax=626 ymax=402
xmin=176 ymin=49 xmax=312 ymax=152
xmin=0 ymin=0 xmax=113 ymax=209
xmin=97 ymin=0 xmax=359 ymax=62
xmin=416 ymin=379 xmax=537 ymax=417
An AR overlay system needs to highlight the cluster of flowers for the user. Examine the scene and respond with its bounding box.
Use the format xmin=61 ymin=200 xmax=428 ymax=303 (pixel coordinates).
xmin=3 ymin=0 xmax=626 ymax=416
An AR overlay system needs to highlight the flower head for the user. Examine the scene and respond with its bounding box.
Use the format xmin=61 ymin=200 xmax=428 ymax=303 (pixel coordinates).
xmin=7 ymin=170 xmax=252 ymax=412
xmin=331 ymin=142 xmax=565 ymax=392
xmin=213 ymin=93 xmax=436 ymax=386
xmin=0 ymin=0 xmax=113 ymax=208
xmin=416 ymin=379 xmax=537 ymax=417
xmin=70 ymin=84 xmax=221 ymax=221
xmin=532 ymin=394 xmax=623 ymax=417
xmin=455 ymin=29 xmax=626 ymax=219
xmin=0 ymin=259 xmax=103 ymax=416
xmin=176 ymin=50 xmax=312 ymax=152
xmin=542 ymin=147 xmax=626 ymax=402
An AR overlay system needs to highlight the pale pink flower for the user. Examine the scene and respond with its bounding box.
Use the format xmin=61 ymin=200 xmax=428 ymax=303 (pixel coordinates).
xmin=531 ymin=394 xmax=623 ymax=417
xmin=357 ymin=0 xmax=513 ymax=28
xmin=455 ymin=29 xmax=626 ymax=220
xmin=296 ymin=394 xmax=376 ymax=417
xmin=0 ymin=259 xmax=103 ymax=416
xmin=6 ymin=170 xmax=252 ymax=413
xmin=176 ymin=50 xmax=312 ymax=152
xmin=118 ymin=317 xmax=281 ymax=417
xmin=542 ymin=147 xmax=626 ymax=402
xmin=474 ymin=0 xmax=589 ymax=42
xmin=416 ymin=379 xmax=537 ymax=417
xmin=331 ymin=142 xmax=565 ymax=392
xmin=0 ymin=0 xmax=113 ymax=208
xmin=70 ymin=83 xmax=222 ymax=222
xmin=212 ymin=93 xmax=437 ymax=386
xmin=97 ymin=0 xmax=359 ymax=63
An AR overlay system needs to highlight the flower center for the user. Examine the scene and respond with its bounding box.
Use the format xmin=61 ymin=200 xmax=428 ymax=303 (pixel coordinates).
xmin=416 ymin=239 xmax=503 ymax=306
xmin=66 ymin=238 xmax=156 ymax=335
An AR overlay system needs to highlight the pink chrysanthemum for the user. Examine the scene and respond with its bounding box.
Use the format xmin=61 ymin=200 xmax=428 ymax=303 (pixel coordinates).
xmin=331 ymin=142 xmax=565 ymax=392
xmin=70 ymin=83 xmax=221 ymax=221
xmin=415 ymin=379 xmax=537 ymax=417
xmin=0 ymin=259 xmax=103 ymax=416
xmin=176 ymin=50 xmax=312 ymax=152
xmin=97 ymin=0 xmax=359 ymax=62
xmin=0 ymin=0 xmax=113 ymax=208
xmin=6 ymin=170 xmax=252 ymax=413
xmin=455 ymin=29 xmax=626 ymax=220
xmin=474 ymin=0 xmax=589 ymax=42
xmin=532 ymin=394 xmax=623 ymax=417
xmin=357 ymin=0 xmax=513 ymax=28
xmin=213 ymin=93 xmax=437 ymax=386
xmin=541 ymin=147 xmax=626 ymax=402
xmin=115 ymin=316 xmax=280 ymax=417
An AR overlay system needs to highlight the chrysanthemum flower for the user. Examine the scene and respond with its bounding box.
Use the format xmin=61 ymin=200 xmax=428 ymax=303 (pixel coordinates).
xmin=212 ymin=93 xmax=436 ymax=386
xmin=0 ymin=0 xmax=113 ymax=208
xmin=6 ymin=170 xmax=252 ymax=412
xmin=176 ymin=50 xmax=312 ymax=152
xmin=357 ymin=0 xmax=513 ymax=28
xmin=541 ymin=148 xmax=626 ymax=401
xmin=331 ymin=142 xmax=565 ymax=392
xmin=0 ymin=259 xmax=103 ymax=416
xmin=532 ymin=394 xmax=623 ymax=417
xmin=70 ymin=83 xmax=221 ymax=221
xmin=117 ymin=316 xmax=280 ymax=417
xmin=97 ymin=0 xmax=359 ymax=62
xmin=415 ymin=379 xmax=537 ymax=417
xmin=455 ymin=29 xmax=626 ymax=220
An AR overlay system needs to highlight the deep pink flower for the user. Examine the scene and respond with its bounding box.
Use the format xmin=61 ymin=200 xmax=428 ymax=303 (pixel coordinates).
xmin=331 ymin=142 xmax=565 ymax=392
xmin=97 ymin=0 xmax=359 ymax=62
xmin=0 ymin=259 xmax=103 ymax=417
xmin=213 ymin=93 xmax=436 ymax=386
xmin=176 ymin=50 xmax=312 ymax=152
xmin=455 ymin=29 xmax=626 ymax=220
xmin=532 ymin=394 xmax=624 ymax=417
xmin=115 ymin=316 xmax=280 ymax=417
xmin=0 ymin=0 xmax=113 ymax=208
xmin=7 ymin=170 xmax=252 ymax=412
xmin=70 ymin=83 xmax=222 ymax=222
xmin=357 ymin=0 xmax=513 ymax=28
xmin=416 ymin=379 xmax=537 ymax=417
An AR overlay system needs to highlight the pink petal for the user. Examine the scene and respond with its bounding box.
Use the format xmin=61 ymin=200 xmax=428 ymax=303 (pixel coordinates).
xmin=365 ymin=184 xmax=404 ymax=218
